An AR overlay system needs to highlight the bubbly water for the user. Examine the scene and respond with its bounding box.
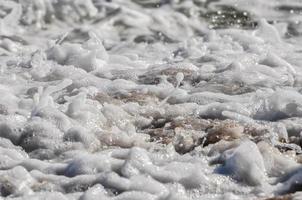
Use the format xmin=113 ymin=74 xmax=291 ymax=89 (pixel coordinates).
xmin=1 ymin=0 xmax=302 ymax=199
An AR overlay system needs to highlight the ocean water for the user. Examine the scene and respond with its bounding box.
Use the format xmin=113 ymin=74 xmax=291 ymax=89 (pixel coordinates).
xmin=1 ymin=0 xmax=302 ymax=199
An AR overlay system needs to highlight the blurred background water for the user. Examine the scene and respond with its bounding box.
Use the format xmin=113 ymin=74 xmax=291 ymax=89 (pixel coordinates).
xmin=132 ymin=0 xmax=302 ymax=34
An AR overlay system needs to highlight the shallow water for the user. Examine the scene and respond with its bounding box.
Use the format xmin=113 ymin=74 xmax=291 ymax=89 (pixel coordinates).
xmin=1 ymin=0 xmax=302 ymax=199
